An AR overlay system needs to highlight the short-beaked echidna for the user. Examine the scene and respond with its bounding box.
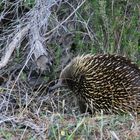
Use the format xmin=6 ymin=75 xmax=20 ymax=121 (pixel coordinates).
xmin=58 ymin=54 xmax=140 ymax=115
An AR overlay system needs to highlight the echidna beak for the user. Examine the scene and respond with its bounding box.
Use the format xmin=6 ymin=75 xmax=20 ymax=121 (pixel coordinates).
xmin=48 ymin=79 xmax=64 ymax=92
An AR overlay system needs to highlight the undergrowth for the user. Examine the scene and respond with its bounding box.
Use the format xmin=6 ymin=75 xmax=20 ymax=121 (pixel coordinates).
xmin=0 ymin=0 xmax=140 ymax=139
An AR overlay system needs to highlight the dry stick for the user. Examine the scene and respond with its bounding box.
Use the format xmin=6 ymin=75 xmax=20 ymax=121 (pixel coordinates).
xmin=46 ymin=0 xmax=86 ymax=35
xmin=0 ymin=25 xmax=29 ymax=69
xmin=116 ymin=2 xmax=128 ymax=54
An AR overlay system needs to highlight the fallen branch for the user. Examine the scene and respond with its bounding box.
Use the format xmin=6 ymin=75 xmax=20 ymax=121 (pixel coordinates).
xmin=0 ymin=25 xmax=29 ymax=69
xmin=29 ymin=0 xmax=55 ymax=72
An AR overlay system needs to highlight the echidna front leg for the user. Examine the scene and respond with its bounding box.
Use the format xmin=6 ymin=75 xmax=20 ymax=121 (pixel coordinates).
xmin=77 ymin=98 xmax=94 ymax=114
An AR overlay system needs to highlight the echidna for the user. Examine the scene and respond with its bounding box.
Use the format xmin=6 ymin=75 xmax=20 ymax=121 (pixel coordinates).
xmin=56 ymin=54 xmax=140 ymax=115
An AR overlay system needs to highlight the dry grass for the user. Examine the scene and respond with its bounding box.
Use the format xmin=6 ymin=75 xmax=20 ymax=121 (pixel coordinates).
xmin=0 ymin=81 xmax=140 ymax=139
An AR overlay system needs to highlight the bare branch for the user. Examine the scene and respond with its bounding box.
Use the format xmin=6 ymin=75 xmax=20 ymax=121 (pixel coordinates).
xmin=0 ymin=25 xmax=29 ymax=69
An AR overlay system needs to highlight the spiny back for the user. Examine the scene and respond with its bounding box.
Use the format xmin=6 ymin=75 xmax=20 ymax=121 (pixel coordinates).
xmin=60 ymin=54 xmax=140 ymax=114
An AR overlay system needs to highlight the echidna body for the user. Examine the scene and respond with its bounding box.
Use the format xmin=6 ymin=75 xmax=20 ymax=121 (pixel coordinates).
xmin=59 ymin=54 xmax=140 ymax=114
